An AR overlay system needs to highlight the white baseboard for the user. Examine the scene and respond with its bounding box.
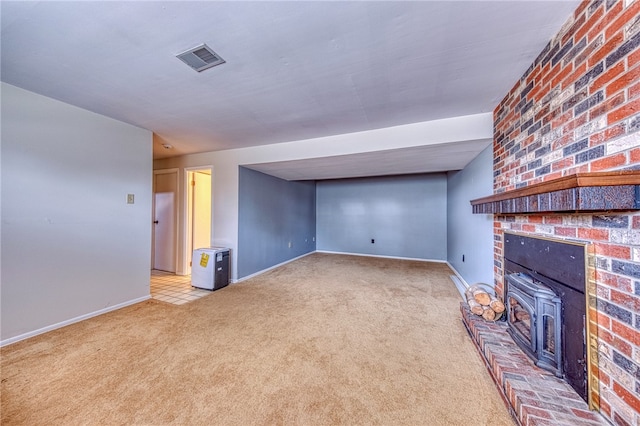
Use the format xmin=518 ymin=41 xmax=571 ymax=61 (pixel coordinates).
xmin=233 ymin=251 xmax=315 ymax=284
xmin=446 ymin=262 xmax=496 ymax=300
xmin=446 ymin=262 xmax=470 ymax=299
xmin=0 ymin=295 xmax=151 ymax=347
xmin=316 ymin=250 xmax=447 ymax=264
xmin=447 ymin=272 xmax=468 ymax=301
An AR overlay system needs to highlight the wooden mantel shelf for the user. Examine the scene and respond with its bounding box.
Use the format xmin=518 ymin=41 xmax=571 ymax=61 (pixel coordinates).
xmin=470 ymin=171 xmax=640 ymax=214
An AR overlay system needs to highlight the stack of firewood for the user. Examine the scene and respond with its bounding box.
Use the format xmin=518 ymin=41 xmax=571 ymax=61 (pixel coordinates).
xmin=465 ymin=283 xmax=505 ymax=321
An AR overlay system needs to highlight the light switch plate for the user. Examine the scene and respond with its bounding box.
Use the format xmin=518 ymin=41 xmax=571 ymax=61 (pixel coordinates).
xmin=127 ymin=194 xmax=135 ymax=204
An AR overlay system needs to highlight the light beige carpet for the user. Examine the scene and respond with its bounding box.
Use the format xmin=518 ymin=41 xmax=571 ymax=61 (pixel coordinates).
xmin=1 ymin=253 xmax=513 ymax=425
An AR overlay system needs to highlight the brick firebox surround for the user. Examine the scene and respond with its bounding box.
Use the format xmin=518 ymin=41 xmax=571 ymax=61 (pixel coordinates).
xmin=483 ymin=0 xmax=639 ymax=425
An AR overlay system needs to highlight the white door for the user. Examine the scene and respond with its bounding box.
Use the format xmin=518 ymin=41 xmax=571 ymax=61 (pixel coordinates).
xmin=153 ymin=171 xmax=177 ymax=272
xmin=153 ymin=193 xmax=175 ymax=272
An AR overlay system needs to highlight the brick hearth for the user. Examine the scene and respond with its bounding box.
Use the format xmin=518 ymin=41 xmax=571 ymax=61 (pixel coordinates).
xmin=461 ymin=303 xmax=608 ymax=426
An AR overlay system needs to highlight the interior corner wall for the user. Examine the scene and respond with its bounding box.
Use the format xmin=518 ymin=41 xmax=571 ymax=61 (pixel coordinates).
xmin=0 ymin=82 xmax=152 ymax=344
xmin=316 ymin=174 xmax=447 ymax=260
xmin=446 ymin=145 xmax=494 ymax=286
xmin=238 ymin=167 xmax=316 ymax=278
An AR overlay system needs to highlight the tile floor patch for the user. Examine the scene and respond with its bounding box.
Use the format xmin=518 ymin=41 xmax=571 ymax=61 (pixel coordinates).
xmin=150 ymin=270 xmax=211 ymax=305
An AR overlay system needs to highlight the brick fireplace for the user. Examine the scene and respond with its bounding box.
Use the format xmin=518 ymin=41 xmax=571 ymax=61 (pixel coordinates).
xmin=472 ymin=1 xmax=639 ymax=425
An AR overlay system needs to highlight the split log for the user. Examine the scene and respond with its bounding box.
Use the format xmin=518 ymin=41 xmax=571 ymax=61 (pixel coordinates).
xmin=481 ymin=305 xmax=496 ymax=321
xmin=514 ymin=310 xmax=530 ymax=323
xmin=467 ymin=284 xmax=491 ymax=306
xmin=489 ymin=295 xmax=505 ymax=313
xmin=467 ymin=298 xmax=484 ymax=316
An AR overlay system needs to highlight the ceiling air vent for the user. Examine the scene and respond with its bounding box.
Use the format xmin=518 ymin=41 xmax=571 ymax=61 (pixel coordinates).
xmin=176 ymin=43 xmax=225 ymax=72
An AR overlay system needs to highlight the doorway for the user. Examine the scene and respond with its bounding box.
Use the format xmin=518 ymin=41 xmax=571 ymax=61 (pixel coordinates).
xmin=152 ymin=169 xmax=178 ymax=273
xmin=185 ymin=167 xmax=212 ymax=275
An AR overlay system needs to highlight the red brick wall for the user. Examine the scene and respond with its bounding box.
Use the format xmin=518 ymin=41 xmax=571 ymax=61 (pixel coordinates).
xmin=493 ymin=1 xmax=640 ymax=424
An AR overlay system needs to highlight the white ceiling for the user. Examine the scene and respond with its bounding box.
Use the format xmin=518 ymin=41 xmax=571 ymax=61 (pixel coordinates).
xmin=1 ymin=1 xmax=579 ymax=179
xmin=246 ymin=138 xmax=492 ymax=181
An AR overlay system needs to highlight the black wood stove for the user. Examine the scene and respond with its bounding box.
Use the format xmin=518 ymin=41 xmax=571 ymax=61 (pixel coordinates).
xmin=506 ymin=272 xmax=562 ymax=376
xmin=503 ymin=232 xmax=588 ymax=402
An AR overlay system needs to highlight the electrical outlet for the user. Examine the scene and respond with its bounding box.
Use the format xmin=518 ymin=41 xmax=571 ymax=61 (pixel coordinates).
xmin=312 ymin=237 xmax=315 ymax=242
xmin=127 ymin=194 xmax=135 ymax=204
xmin=288 ymin=241 xmax=292 ymax=248
xmin=371 ymin=239 xmax=375 ymax=244
xmin=462 ymin=254 xmax=465 ymax=262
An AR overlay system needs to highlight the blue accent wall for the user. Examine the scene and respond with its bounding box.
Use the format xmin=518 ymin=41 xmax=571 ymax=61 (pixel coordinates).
xmin=238 ymin=167 xmax=316 ymax=279
xmin=446 ymin=145 xmax=494 ymax=286
xmin=316 ymin=174 xmax=447 ymax=260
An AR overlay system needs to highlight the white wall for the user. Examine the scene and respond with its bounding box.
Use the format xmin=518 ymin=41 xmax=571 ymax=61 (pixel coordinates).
xmin=317 ymin=174 xmax=447 ymax=260
xmin=153 ymin=113 xmax=492 ymax=280
xmin=1 ymin=83 xmax=152 ymax=344
xmin=446 ymin=145 xmax=494 ymax=286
